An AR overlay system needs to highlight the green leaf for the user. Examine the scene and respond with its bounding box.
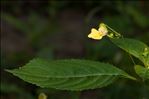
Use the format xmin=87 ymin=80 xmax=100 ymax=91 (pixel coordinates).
xmin=111 ymin=38 xmax=149 ymax=67
xmin=135 ymin=65 xmax=149 ymax=81
xmin=6 ymin=58 xmax=135 ymax=91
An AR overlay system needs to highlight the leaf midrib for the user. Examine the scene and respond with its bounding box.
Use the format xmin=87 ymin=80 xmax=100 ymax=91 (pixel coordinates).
xmin=10 ymin=70 xmax=126 ymax=78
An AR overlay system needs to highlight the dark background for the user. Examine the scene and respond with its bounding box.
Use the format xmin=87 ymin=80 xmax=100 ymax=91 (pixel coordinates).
xmin=1 ymin=0 xmax=149 ymax=99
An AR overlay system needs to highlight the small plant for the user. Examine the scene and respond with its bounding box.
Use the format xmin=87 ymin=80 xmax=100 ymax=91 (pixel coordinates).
xmin=6 ymin=23 xmax=149 ymax=92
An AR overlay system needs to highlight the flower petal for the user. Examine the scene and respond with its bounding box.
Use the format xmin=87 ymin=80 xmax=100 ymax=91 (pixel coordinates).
xmin=98 ymin=23 xmax=108 ymax=36
xmin=88 ymin=28 xmax=103 ymax=40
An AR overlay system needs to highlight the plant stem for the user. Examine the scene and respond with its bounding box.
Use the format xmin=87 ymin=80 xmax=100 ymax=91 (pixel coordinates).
xmin=105 ymin=24 xmax=120 ymax=36
xmin=106 ymin=23 xmax=136 ymax=66
xmin=128 ymin=53 xmax=136 ymax=65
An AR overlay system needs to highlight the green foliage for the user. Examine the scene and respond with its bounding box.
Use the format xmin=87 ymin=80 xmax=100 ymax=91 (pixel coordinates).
xmin=0 ymin=82 xmax=34 ymax=99
xmin=1 ymin=13 xmax=56 ymax=46
xmin=2 ymin=1 xmax=149 ymax=98
xmin=1 ymin=13 xmax=28 ymax=32
xmin=1 ymin=82 xmax=23 ymax=93
xmin=125 ymin=5 xmax=149 ymax=28
xmin=6 ymin=59 xmax=135 ymax=91
xmin=111 ymin=38 xmax=149 ymax=67
xmin=135 ymin=65 xmax=149 ymax=81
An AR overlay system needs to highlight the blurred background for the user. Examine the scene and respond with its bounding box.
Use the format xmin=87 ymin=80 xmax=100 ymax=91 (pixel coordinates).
xmin=1 ymin=0 xmax=149 ymax=99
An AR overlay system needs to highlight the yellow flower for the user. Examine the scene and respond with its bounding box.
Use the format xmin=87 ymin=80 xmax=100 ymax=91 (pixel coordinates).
xmin=88 ymin=23 xmax=108 ymax=40
xmin=38 ymin=93 xmax=47 ymax=99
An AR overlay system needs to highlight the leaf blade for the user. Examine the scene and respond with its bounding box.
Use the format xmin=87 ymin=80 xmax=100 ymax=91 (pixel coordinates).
xmin=6 ymin=59 xmax=135 ymax=91
xmin=111 ymin=38 xmax=149 ymax=67
xmin=135 ymin=65 xmax=149 ymax=81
